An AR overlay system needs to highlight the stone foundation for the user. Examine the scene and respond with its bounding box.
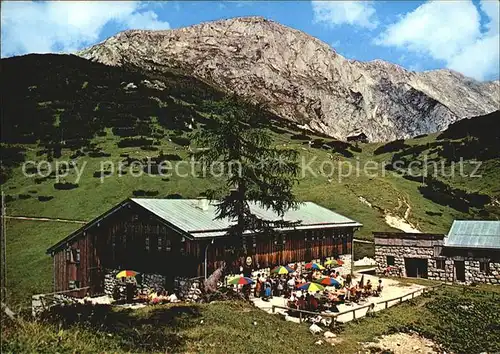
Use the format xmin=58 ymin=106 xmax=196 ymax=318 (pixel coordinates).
xmin=104 ymin=269 xmax=167 ymax=297
xmin=174 ymin=277 xmax=203 ymax=302
xmin=103 ymin=269 xmax=204 ymax=301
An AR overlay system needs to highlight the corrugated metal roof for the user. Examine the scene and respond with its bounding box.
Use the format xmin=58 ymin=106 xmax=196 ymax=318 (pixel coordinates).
xmin=131 ymin=199 xmax=362 ymax=238
xmin=445 ymin=220 xmax=500 ymax=249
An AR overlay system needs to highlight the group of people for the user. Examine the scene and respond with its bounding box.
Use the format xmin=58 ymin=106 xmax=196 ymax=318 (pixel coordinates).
xmin=136 ymin=288 xmax=180 ymax=304
xmin=235 ymin=261 xmax=385 ymax=314
xmin=113 ymin=277 xmax=180 ymax=305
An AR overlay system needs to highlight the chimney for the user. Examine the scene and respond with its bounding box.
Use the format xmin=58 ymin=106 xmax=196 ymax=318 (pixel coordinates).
xmin=197 ymin=196 xmax=209 ymax=211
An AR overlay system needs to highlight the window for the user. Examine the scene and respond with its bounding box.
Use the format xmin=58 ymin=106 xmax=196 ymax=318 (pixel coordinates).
xmin=158 ymin=235 xmax=164 ymax=252
xmin=436 ymin=259 xmax=446 ymax=270
xmin=387 ymin=256 xmax=395 ymax=266
xmin=433 ymin=245 xmax=443 ymax=257
xmin=65 ymin=248 xmax=80 ymax=263
xmin=145 ymin=235 xmax=150 ymax=252
xmin=165 ymin=238 xmax=172 ymax=252
xmin=342 ymin=233 xmax=348 ymax=254
xmin=480 ymin=261 xmax=490 ymax=274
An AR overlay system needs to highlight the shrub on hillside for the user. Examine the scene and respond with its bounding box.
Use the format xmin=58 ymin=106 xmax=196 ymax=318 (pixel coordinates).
xmin=349 ymin=145 xmax=362 ymax=153
xmin=140 ymin=145 xmax=158 ymax=151
xmin=93 ymin=171 xmax=112 ymax=178
xmin=117 ymin=137 xmax=154 ymax=148
xmin=170 ymin=136 xmax=190 ymax=146
xmin=54 ymin=182 xmax=79 ymax=190
xmin=38 ymin=195 xmax=54 ymax=202
xmin=5 ymin=195 xmax=16 ymax=202
xmin=374 ymin=139 xmax=409 ymax=155
xmin=166 ymin=193 xmax=183 ymax=199
xmin=162 ymin=154 xmax=182 ymax=161
xmin=132 ymin=190 xmax=159 ymax=197
xmin=425 ymin=211 xmax=443 ymax=216
xmin=290 ymin=134 xmax=310 ymax=140
xmin=34 ymin=177 xmax=48 ymax=184
xmin=418 ymin=177 xmax=491 ymax=212
xmin=88 ymin=150 xmax=111 ymax=158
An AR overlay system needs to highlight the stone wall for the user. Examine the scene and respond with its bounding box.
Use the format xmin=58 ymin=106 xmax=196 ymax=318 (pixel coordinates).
xmin=427 ymin=258 xmax=454 ymax=282
xmin=461 ymin=258 xmax=500 ymax=285
xmin=375 ymin=243 xmax=500 ymax=285
xmin=174 ymin=277 xmax=203 ymax=302
xmin=104 ymin=269 xmax=167 ymax=297
xmin=375 ymin=244 xmax=435 ymax=277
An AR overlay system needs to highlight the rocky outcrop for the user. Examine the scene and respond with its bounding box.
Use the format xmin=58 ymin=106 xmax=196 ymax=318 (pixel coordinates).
xmin=79 ymin=16 xmax=500 ymax=141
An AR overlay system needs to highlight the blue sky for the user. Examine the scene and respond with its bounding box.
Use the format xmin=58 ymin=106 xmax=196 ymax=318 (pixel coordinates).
xmin=2 ymin=1 xmax=499 ymax=81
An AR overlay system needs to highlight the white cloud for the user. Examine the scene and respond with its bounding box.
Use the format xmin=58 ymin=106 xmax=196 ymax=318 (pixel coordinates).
xmin=480 ymin=0 xmax=499 ymax=35
xmin=1 ymin=1 xmax=170 ymax=57
xmin=312 ymin=1 xmax=378 ymax=29
xmin=375 ymin=0 xmax=499 ymax=81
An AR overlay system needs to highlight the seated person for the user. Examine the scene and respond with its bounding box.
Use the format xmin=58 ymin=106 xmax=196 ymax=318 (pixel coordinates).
xmin=309 ymin=295 xmax=319 ymax=311
xmin=264 ymin=284 xmax=272 ymax=300
xmin=297 ymin=295 xmax=306 ymax=310
xmin=168 ymin=293 xmax=179 ymax=303
xmin=375 ymin=279 xmax=383 ymax=295
xmin=148 ymin=290 xmax=158 ymax=302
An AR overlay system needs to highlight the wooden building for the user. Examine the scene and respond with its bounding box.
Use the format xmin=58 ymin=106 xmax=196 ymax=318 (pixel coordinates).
xmin=346 ymin=132 xmax=368 ymax=143
xmin=47 ymin=198 xmax=362 ymax=297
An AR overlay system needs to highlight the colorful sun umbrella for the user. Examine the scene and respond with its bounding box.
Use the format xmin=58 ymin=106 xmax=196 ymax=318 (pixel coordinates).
xmin=324 ymin=259 xmax=339 ymax=267
xmin=305 ymin=262 xmax=325 ymax=270
xmin=116 ymin=270 xmax=138 ymax=278
xmin=271 ymin=265 xmax=295 ymax=275
xmin=315 ymin=277 xmax=341 ymax=287
xmin=297 ymin=282 xmax=325 ymax=292
xmin=228 ymin=276 xmax=254 ymax=285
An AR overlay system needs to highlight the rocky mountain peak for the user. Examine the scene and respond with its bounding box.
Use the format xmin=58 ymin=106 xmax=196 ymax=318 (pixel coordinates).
xmin=79 ymin=17 xmax=499 ymax=142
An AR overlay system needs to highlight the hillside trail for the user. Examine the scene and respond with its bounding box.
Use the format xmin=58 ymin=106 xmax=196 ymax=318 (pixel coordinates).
xmin=348 ymin=180 xmax=421 ymax=233
xmin=385 ymin=195 xmax=421 ymax=233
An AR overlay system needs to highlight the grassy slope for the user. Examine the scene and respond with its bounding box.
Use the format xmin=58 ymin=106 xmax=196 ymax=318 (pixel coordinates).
xmin=1 ymin=129 xmax=487 ymax=308
xmin=2 ymin=286 xmax=499 ymax=354
xmin=4 ymin=220 xmax=80 ymax=306
xmin=2 ymin=54 xmax=498 ymax=308
xmin=4 ymin=129 xmax=475 ymax=234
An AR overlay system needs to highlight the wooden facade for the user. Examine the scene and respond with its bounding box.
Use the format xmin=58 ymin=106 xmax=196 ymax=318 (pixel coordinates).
xmin=48 ymin=200 xmax=356 ymax=297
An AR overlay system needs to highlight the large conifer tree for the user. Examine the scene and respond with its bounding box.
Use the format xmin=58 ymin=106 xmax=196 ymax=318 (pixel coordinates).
xmin=192 ymin=97 xmax=301 ymax=259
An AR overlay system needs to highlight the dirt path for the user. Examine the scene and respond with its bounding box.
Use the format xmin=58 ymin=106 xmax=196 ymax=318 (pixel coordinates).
xmin=362 ymin=332 xmax=440 ymax=353
xmin=355 ymin=189 xmax=421 ymax=233
xmin=5 ymin=215 xmax=86 ymax=224
xmin=384 ymin=214 xmax=421 ymax=233
xmin=385 ymin=196 xmax=421 ymax=233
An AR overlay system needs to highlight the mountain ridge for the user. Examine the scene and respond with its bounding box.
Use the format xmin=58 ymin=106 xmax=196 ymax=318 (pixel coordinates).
xmin=78 ymin=16 xmax=499 ymax=142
